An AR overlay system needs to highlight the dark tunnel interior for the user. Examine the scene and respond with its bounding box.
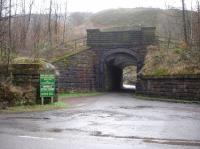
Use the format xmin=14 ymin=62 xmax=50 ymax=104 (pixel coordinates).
xmin=104 ymin=52 xmax=137 ymax=92
xmin=107 ymin=65 xmax=123 ymax=91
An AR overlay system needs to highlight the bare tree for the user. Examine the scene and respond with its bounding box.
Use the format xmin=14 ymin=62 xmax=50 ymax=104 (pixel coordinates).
xmin=181 ymin=0 xmax=188 ymax=45
xmin=62 ymin=0 xmax=67 ymax=44
xmin=7 ymin=0 xmax=12 ymax=68
xmin=190 ymin=0 xmax=194 ymax=45
xmin=20 ymin=0 xmax=34 ymax=49
xmin=197 ymin=0 xmax=200 ymax=47
xmin=48 ymin=0 xmax=52 ymax=46
xmin=0 ymin=0 xmax=4 ymax=57
xmin=53 ymin=2 xmax=60 ymax=44
xmin=165 ymin=4 xmax=172 ymax=48
xmin=26 ymin=0 xmax=34 ymax=44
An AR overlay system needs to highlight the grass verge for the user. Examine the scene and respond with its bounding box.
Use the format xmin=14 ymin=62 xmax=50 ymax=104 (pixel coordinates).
xmin=59 ymin=92 xmax=103 ymax=99
xmin=0 ymin=102 xmax=68 ymax=113
xmin=0 ymin=92 xmax=102 ymax=113
xmin=134 ymin=94 xmax=200 ymax=104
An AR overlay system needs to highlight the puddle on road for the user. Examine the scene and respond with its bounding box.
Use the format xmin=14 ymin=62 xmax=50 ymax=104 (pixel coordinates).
xmin=47 ymin=128 xmax=64 ymax=133
xmin=90 ymin=131 xmax=102 ymax=136
xmin=46 ymin=126 xmax=200 ymax=147
xmin=51 ymin=110 xmax=131 ymax=121
xmin=4 ymin=116 xmax=50 ymax=120
xmin=47 ymin=128 xmax=90 ymax=134
xmin=169 ymin=115 xmax=200 ymax=120
xmin=144 ymin=139 xmax=200 ymax=146
xmin=119 ymin=106 xmax=154 ymax=109
xmin=90 ymin=132 xmax=200 ymax=147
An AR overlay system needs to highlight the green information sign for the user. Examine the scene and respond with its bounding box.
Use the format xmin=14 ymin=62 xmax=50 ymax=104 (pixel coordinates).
xmin=40 ymin=74 xmax=55 ymax=97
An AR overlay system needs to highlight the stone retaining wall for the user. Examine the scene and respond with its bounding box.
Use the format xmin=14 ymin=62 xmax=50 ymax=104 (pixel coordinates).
xmin=0 ymin=64 xmax=41 ymax=103
xmin=54 ymin=49 xmax=99 ymax=92
xmin=0 ymin=64 xmax=40 ymax=87
xmin=136 ymin=75 xmax=200 ymax=100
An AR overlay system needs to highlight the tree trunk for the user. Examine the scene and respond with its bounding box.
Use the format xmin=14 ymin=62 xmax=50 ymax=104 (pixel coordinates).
xmin=7 ymin=0 xmax=12 ymax=72
xmin=0 ymin=0 xmax=2 ymax=56
xmin=62 ymin=0 xmax=67 ymax=44
xmin=48 ymin=0 xmax=52 ymax=46
xmin=198 ymin=1 xmax=200 ymax=48
xmin=182 ymin=0 xmax=188 ymax=45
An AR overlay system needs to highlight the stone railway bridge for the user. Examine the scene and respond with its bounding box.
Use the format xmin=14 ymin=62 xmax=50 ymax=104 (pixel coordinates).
xmin=54 ymin=27 xmax=156 ymax=92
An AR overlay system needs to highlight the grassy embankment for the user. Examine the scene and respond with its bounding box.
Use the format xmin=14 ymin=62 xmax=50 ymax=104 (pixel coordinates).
xmin=136 ymin=43 xmax=200 ymax=103
xmin=140 ymin=43 xmax=200 ymax=76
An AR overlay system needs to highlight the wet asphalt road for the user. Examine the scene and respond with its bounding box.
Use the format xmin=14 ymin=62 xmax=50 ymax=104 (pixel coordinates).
xmin=0 ymin=93 xmax=200 ymax=149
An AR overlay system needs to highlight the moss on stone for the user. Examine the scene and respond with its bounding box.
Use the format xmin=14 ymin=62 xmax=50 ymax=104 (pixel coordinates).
xmin=52 ymin=47 xmax=89 ymax=63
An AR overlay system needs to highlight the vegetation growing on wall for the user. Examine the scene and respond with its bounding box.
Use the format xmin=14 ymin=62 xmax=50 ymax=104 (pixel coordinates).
xmin=0 ymin=82 xmax=37 ymax=107
xmin=123 ymin=66 xmax=137 ymax=84
xmin=140 ymin=45 xmax=200 ymax=76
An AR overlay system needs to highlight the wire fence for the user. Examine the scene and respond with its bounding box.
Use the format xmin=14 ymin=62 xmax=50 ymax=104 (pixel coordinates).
xmin=156 ymin=36 xmax=200 ymax=50
xmin=64 ymin=37 xmax=87 ymax=51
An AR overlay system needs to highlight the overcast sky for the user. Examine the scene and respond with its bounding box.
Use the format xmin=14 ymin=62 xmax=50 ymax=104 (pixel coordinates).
xmin=30 ymin=0 xmax=193 ymax=13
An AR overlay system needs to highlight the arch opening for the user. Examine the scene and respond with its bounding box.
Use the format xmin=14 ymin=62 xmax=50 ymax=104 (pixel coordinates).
xmin=122 ymin=66 xmax=137 ymax=90
xmin=104 ymin=52 xmax=137 ymax=92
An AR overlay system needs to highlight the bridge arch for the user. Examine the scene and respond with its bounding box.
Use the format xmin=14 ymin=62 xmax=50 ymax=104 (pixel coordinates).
xmin=100 ymin=48 xmax=138 ymax=91
xmin=102 ymin=48 xmax=138 ymax=66
xmin=55 ymin=28 xmax=156 ymax=92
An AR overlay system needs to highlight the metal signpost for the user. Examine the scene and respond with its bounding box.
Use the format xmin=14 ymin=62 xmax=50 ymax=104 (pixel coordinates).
xmin=40 ymin=74 xmax=55 ymax=105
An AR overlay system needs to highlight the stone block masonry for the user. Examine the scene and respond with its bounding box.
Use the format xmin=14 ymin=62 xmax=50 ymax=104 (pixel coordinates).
xmin=0 ymin=64 xmax=40 ymax=87
xmin=87 ymin=27 xmax=156 ymax=48
xmin=54 ymin=27 xmax=156 ymax=92
xmin=57 ymin=29 xmax=199 ymax=100
xmin=0 ymin=64 xmax=41 ymax=104
xmin=136 ymin=75 xmax=200 ymax=100
xmin=54 ymin=49 xmax=99 ymax=92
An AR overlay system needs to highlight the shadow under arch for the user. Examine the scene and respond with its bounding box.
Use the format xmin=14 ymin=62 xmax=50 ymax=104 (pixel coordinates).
xmin=100 ymin=48 xmax=138 ymax=91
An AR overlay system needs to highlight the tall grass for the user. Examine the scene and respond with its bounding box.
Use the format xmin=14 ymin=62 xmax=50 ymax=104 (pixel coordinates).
xmin=140 ymin=45 xmax=200 ymax=76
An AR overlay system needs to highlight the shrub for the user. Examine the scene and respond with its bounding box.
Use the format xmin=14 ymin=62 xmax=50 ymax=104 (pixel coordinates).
xmin=0 ymin=83 xmax=23 ymax=106
xmin=0 ymin=82 xmax=37 ymax=108
xmin=173 ymin=48 xmax=183 ymax=54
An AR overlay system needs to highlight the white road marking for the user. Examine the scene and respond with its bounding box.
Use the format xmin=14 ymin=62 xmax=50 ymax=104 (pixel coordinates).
xmin=18 ymin=135 xmax=54 ymax=141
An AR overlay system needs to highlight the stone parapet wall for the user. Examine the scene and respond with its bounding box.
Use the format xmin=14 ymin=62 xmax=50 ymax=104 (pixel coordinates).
xmin=87 ymin=27 xmax=156 ymax=48
xmin=136 ymin=75 xmax=200 ymax=100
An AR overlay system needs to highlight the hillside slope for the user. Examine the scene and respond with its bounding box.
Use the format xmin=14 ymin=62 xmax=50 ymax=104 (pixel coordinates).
xmin=69 ymin=7 xmax=184 ymax=40
xmin=90 ymin=8 xmax=160 ymax=27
